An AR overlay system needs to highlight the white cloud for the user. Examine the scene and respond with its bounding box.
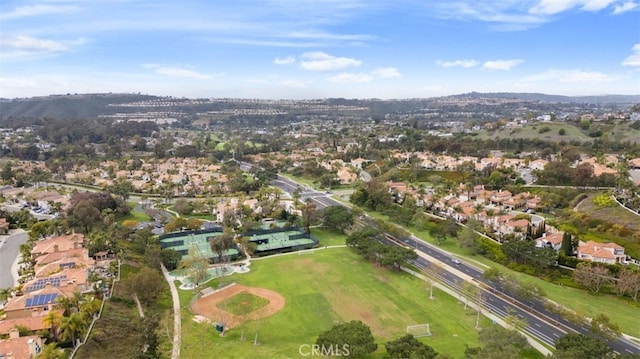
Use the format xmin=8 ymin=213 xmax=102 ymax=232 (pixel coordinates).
xmin=613 ymin=1 xmax=639 ymax=13
xmin=520 ymin=69 xmax=616 ymax=83
xmin=2 ymin=35 xmax=68 ymax=52
xmin=328 ymin=73 xmax=373 ymax=83
xmin=0 ymin=4 xmax=79 ymax=20
xmin=142 ymin=64 xmax=213 ymax=80
xmin=0 ymin=35 xmax=84 ymax=60
xmin=529 ymin=0 xmax=620 ymax=15
xmin=622 ymin=44 xmax=640 ymax=66
xmin=482 ymin=59 xmax=524 ymax=70
xmin=274 ymin=56 xmax=296 ymax=65
xmin=436 ymin=59 xmax=478 ymax=68
xmin=371 ymin=67 xmax=401 ymax=78
xmin=299 ymin=51 xmax=361 ymax=71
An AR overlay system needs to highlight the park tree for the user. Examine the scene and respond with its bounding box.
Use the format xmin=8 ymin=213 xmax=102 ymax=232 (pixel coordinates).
xmin=615 ymin=268 xmax=640 ymax=300
xmin=107 ymin=178 xmax=135 ymax=202
xmin=164 ymin=217 xmax=188 ymax=233
xmin=573 ymin=263 xmax=612 ymax=293
xmin=127 ymin=266 xmax=165 ymax=306
xmin=590 ymin=313 xmax=621 ymax=340
xmin=428 ymin=221 xmax=447 ymax=246
xmin=1 ymin=162 xmax=14 ymax=183
xmin=316 ymin=320 xmax=377 ymax=357
xmin=346 ymin=228 xmax=377 ymax=252
xmin=173 ymin=198 xmax=193 ymax=215
xmin=379 ymin=245 xmax=417 ymax=270
xmin=322 ymin=205 xmax=353 ymax=233
xmin=457 ymin=221 xmax=480 ymax=254
xmin=138 ymin=315 xmax=160 ymax=359
xmin=179 ymin=245 xmax=209 ymax=288
xmin=161 ymin=248 xmax=182 ymax=271
xmin=144 ymin=243 xmax=162 ymax=269
xmin=300 ymin=198 xmax=319 ymax=233
xmin=210 ymin=230 xmax=235 ymax=265
xmin=552 ymin=333 xmax=613 ymax=359
xmin=385 ymin=334 xmax=438 ymax=359
xmin=464 ymin=325 xmax=529 ymax=359
xmin=71 ymin=200 xmax=102 ymax=234
xmin=504 ymin=308 xmax=528 ymax=332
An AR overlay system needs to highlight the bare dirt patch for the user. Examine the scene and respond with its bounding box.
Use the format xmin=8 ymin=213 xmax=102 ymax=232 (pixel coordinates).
xmin=190 ymin=284 xmax=285 ymax=329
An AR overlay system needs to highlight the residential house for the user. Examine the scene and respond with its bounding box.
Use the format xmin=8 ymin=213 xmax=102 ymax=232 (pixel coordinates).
xmin=577 ymin=240 xmax=626 ymax=264
xmin=535 ymin=232 xmax=564 ymax=251
xmin=30 ymin=234 xmax=85 ymax=260
xmin=490 ymin=190 xmax=512 ymax=206
xmin=2 ymin=286 xmax=65 ymax=320
xmin=528 ymin=159 xmax=549 ymax=171
xmin=0 ymin=329 xmax=44 ymax=358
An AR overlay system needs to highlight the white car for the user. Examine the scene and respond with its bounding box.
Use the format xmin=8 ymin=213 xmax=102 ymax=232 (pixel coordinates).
xmin=451 ymin=258 xmax=461 ymax=265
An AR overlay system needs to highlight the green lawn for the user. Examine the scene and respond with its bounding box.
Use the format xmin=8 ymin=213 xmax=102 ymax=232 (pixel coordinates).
xmin=120 ymin=203 xmax=153 ymax=223
xmin=180 ymin=248 xmax=501 ymax=358
xmin=310 ymin=228 xmax=346 ymax=246
xmin=218 ymin=292 xmax=270 ymax=316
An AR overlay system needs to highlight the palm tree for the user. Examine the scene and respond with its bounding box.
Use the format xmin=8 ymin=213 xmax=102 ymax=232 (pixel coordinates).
xmin=80 ymin=298 xmax=101 ymax=318
xmin=38 ymin=343 xmax=64 ymax=359
xmin=0 ymin=287 xmax=11 ymax=302
xmin=43 ymin=311 xmax=63 ymax=341
xmin=56 ymin=296 xmax=75 ymax=317
xmin=60 ymin=312 xmax=89 ymax=348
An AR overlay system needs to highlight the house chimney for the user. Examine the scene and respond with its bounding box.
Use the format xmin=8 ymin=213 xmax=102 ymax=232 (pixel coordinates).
xmin=27 ymin=338 xmax=40 ymax=356
xmin=53 ymin=245 xmax=59 ymax=252
xmin=73 ymin=241 xmax=78 ymax=249
xmin=9 ymin=327 xmax=19 ymax=339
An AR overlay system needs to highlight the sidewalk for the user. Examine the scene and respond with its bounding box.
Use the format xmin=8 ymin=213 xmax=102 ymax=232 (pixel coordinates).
xmin=161 ymin=263 xmax=181 ymax=359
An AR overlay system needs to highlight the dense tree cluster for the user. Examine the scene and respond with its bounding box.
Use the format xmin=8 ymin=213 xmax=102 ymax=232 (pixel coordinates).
xmin=346 ymin=229 xmax=418 ymax=270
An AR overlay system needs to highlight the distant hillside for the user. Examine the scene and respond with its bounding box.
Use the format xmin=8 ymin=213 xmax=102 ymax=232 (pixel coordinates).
xmin=0 ymin=93 xmax=159 ymax=119
xmin=1 ymin=92 xmax=638 ymax=121
xmin=454 ymin=92 xmax=640 ymax=104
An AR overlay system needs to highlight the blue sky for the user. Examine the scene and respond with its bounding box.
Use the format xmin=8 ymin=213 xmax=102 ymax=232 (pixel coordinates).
xmin=1 ymin=0 xmax=639 ymax=99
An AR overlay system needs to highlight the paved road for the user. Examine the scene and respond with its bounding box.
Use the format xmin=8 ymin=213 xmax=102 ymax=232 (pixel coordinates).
xmin=392 ymin=234 xmax=640 ymax=355
xmin=272 ymin=172 xmax=640 ymax=354
xmin=272 ymin=175 xmax=343 ymax=210
xmin=0 ymin=230 xmax=28 ymax=289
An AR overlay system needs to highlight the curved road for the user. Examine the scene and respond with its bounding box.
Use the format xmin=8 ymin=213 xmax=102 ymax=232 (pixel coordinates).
xmin=0 ymin=230 xmax=28 ymax=289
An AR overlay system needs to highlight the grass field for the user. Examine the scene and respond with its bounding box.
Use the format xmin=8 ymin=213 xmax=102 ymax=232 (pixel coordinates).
xmin=218 ymin=292 xmax=270 ymax=316
xmin=180 ymin=248 xmax=508 ymax=359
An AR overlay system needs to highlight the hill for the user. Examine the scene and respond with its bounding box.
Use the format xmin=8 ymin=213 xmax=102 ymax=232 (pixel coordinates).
xmin=0 ymin=92 xmax=638 ymax=121
xmin=0 ymin=93 xmax=159 ymax=119
xmin=452 ymin=92 xmax=640 ymax=104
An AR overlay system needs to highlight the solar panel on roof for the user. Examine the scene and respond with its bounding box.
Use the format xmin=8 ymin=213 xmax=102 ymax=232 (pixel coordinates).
xmin=59 ymin=262 xmax=76 ymax=269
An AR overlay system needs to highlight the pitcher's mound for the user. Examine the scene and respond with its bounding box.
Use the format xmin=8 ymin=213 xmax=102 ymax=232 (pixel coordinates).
xmin=190 ymin=284 xmax=285 ymax=329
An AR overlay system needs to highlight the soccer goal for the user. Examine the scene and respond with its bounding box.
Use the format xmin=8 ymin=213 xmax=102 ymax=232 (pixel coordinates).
xmin=406 ymin=324 xmax=431 ymax=337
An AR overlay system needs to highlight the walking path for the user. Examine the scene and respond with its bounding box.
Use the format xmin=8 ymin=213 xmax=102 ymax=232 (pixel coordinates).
xmin=161 ymin=263 xmax=181 ymax=359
